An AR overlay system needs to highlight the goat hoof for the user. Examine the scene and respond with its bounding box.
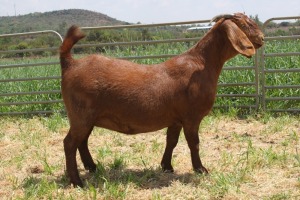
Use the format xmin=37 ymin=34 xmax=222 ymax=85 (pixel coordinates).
xmin=194 ymin=166 xmax=209 ymax=174
xmin=89 ymin=168 xmax=96 ymax=173
xmin=163 ymin=169 xmax=174 ymax=173
xmin=161 ymin=165 xmax=174 ymax=173
xmin=85 ymin=164 xmax=97 ymax=173
xmin=71 ymin=180 xmax=84 ymax=188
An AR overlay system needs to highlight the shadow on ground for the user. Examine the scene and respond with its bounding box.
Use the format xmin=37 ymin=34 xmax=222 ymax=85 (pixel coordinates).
xmin=22 ymin=163 xmax=204 ymax=190
xmin=79 ymin=163 xmax=203 ymax=189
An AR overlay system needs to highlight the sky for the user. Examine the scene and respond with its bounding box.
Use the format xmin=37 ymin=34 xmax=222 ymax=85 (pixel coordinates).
xmin=0 ymin=0 xmax=299 ymax=24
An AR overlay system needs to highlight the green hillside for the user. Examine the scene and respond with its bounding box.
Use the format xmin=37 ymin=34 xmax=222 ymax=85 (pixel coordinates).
xmin=0 ymin=9 xmax=128 ymax=34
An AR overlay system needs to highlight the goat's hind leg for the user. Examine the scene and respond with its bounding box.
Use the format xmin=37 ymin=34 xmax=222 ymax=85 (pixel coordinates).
xmin=64 ymin=129 xmax=84 ymax=187
xmin=161 ymin=125 xmax=182 ymax=172
xmin=64 ymin=125 xmax=95 ymax=187
xmin=78 ymin=128 xmax=97 ymax=172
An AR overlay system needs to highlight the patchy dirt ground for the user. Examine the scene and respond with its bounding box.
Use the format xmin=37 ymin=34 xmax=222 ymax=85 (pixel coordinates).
xmin=0 ymin=114 xmax=299 ymax=199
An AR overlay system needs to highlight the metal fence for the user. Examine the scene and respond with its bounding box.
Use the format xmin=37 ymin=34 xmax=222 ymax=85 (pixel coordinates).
xmin=260 ymin=16 xmax=300 ymax=113
xmin=0 ymin=16 xmax=299 ymax=115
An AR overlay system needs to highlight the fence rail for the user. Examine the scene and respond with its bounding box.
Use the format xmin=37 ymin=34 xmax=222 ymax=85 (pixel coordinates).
xmin=0 ymin=16 xmax=299 ymax=115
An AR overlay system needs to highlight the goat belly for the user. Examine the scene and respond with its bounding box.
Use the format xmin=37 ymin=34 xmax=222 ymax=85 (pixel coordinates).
xmin=94 ymin=113 xmax=171 ymax=134
xmin=93 ymin=100 xmax=174 ymax=134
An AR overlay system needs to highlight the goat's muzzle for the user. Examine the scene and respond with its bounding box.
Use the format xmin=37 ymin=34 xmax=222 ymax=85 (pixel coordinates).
xmin=253 ymin=34 xmax=265 ymax=48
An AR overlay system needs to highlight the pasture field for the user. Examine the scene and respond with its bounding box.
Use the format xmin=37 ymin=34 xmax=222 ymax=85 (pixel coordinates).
xmin=0 ymin=112 xmax=299 ymax=199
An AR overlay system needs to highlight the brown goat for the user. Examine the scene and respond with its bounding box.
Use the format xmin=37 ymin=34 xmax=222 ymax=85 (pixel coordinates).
xmin=60 ymin=13 xmax=264 ymax=187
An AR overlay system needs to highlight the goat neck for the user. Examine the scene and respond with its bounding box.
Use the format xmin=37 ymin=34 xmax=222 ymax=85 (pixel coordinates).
xmin=188 ymin=19 xmax=240 ymax=77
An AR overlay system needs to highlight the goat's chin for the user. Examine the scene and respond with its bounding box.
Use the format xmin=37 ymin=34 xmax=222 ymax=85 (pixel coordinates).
xmin=253 ymin=42 xmax=263 ymax=49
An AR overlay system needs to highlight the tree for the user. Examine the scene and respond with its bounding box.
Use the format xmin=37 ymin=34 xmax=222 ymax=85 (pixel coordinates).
xmin=250 ymin=14 xmax=263 ymax=27
xmin=280 ymin=22 xmax=290 ymax=27
xmin=58 ymin=21 xmax=67 ymax=34
xmin=15 ymin=42 xmax=30 ymax=57
xmin=141 ymin=29 xmax=151 ymax=41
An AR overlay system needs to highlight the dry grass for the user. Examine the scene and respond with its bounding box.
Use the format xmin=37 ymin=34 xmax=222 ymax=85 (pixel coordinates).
xmin=0 ymin=113 xmax=299 ymax=199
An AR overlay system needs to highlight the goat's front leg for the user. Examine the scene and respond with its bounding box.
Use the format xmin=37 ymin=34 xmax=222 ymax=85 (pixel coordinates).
xmin=161 ymin=125 xmax=182 ymax=172
xmin=183 ymin=123 xmax=208 ymax=174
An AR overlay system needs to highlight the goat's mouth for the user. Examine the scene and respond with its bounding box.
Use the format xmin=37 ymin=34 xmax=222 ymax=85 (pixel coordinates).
xmin=253 ymin=41 xmax=264 ymax=49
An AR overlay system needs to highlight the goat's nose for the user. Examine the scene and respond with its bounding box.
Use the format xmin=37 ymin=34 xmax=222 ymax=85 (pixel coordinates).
xmin=257 ymin=34 xmax=265 ymax=45
xmin=260 ymin=34 xmax=265 ymax=41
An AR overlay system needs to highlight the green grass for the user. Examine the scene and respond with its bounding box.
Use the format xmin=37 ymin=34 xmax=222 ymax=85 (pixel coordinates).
xmin=0 ymin=114 xmax=299 ymax=199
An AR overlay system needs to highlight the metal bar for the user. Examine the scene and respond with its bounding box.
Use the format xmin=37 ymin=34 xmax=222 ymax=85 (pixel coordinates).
xmin=264 ymin=52 xmax=300 ymax=57
xmin=254 ymin=52 xmax=260 ymax=111
xmin=0 ymin=47 xmax=58 ymax=54
xmin=223 ymin=66 xmax=255 ymax=70
xmin=0 ymin=61 xmax=59 ymax=69
xmin=260 ymin=40 xmax=267 ymax=111
xmin=217 ymin=82 xmax=255 ymax=87
xmin=265 ymin=35 xmax=300 ymax=41
xmin=265 ymin=97 xmax=300 ymax=101
xmin=75 ymin=37 xmax=200 ymax=48
xmin=264 ymin=85 xmax=300 ymax=89
xmin=81 ymin=19 xmax=211 ymax=31
xmin=264 ymin=68 xmax=300 ymax=73
xmin=267 ymin=108 xmax=300 ymax=112
xmin=0 ymin=30 xmax=63 ymax=42
xmin=0 ymin=76 xmax=61 ymax=83
xmin=0 ymin=110 xmax=65 ymax=116
xmin=217 ymin=94 xmax=257 ymax=97
xmin=0 ymin=100 xmax=63 ymax=106
xmin=214 ymin=105 xmax=257 ymax=109
xmin=0 ymin=90 xmax=61 ymax=97
xmin=263 ymin=16 xmax=300 ymax=30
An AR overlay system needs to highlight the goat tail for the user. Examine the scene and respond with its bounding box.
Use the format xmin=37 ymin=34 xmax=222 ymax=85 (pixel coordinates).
xmin=60 ymin=25 xmax=85 ymax=67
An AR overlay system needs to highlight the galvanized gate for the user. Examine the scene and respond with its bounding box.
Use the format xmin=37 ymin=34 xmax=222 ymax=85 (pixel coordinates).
xmin=260 ymin=16 xmax=300 ymax=113
xmin=0 ymin=16 xmax=299 ymax=115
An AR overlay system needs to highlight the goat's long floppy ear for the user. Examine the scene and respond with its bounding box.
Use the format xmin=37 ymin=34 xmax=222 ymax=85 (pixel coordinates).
xmin=224 ymin=20 xmax=255 ymax=58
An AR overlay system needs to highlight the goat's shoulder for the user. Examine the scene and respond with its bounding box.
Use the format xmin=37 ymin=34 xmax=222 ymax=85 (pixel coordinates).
xmin=164 ymin=53 xmax=204 ymax=79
